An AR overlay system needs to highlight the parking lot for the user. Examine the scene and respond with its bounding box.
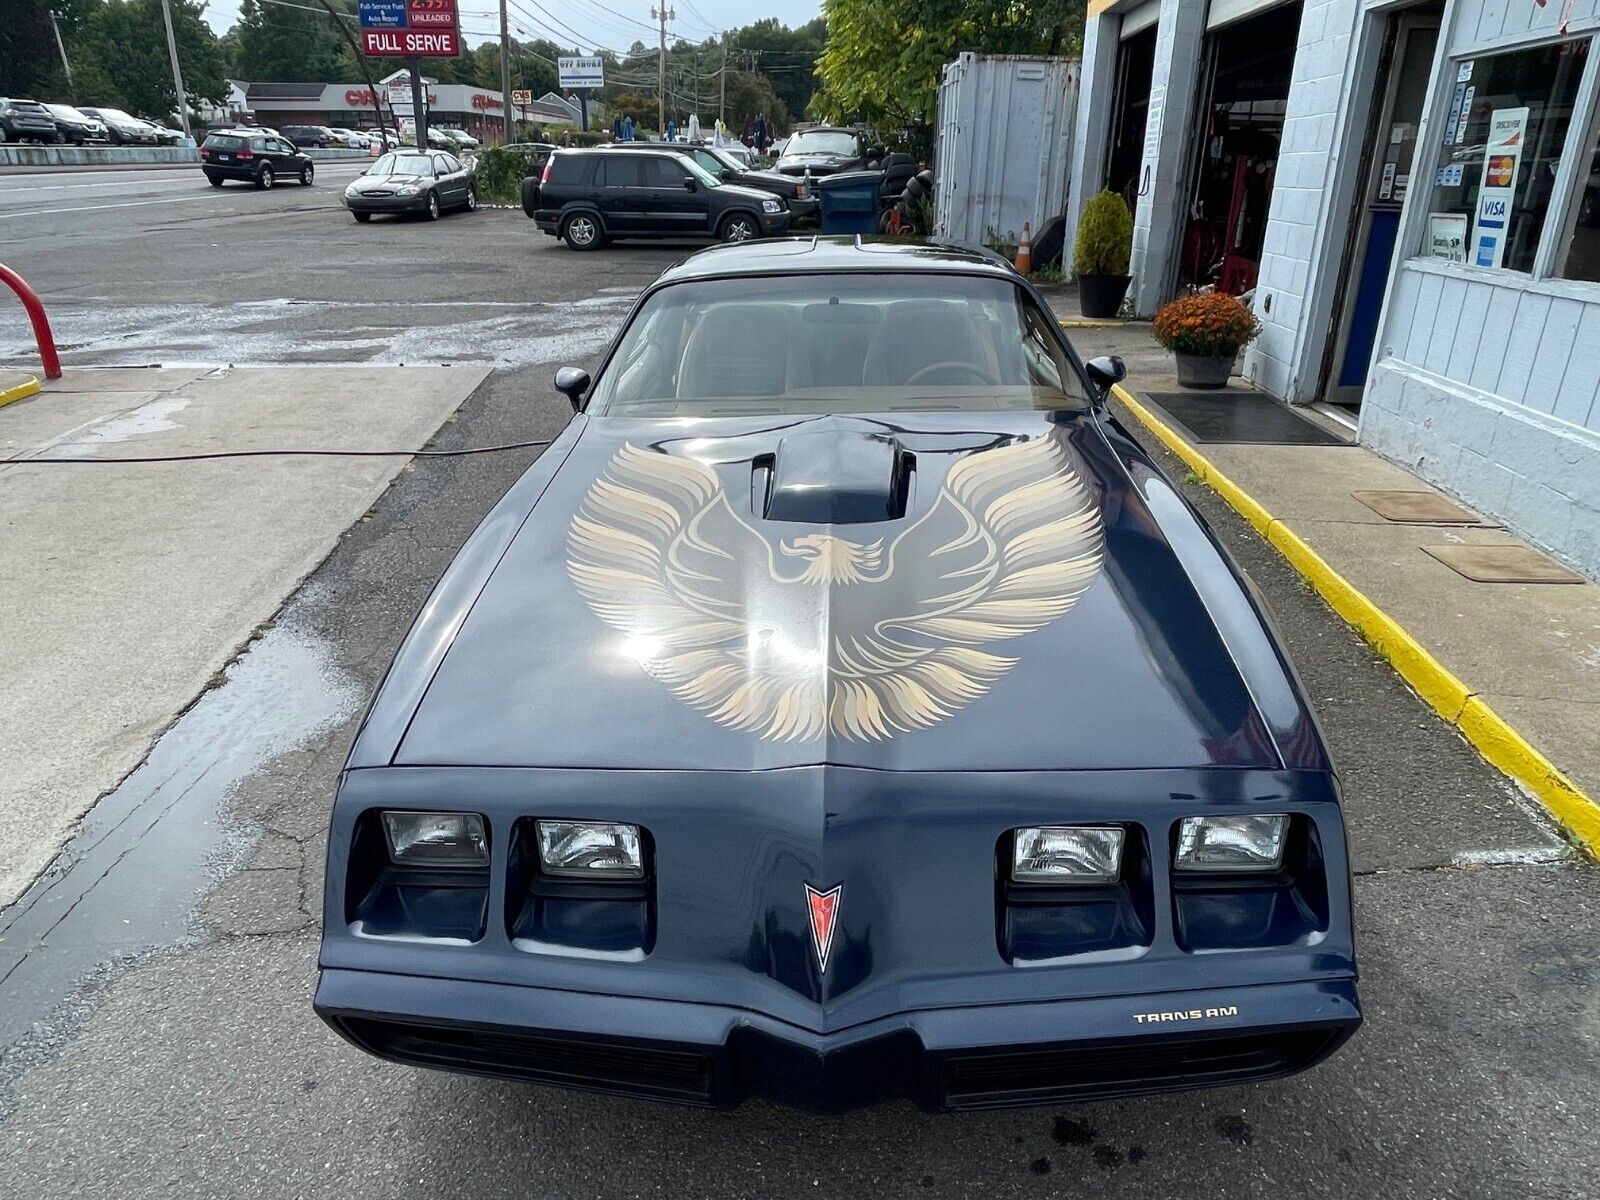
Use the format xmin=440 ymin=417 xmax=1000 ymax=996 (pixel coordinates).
xmin=0 ymin=163 xmax=1597 ymax=1200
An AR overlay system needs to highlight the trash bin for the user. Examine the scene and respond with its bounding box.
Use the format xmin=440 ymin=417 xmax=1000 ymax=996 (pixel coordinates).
xmin=817 ymin=170 xmax=884 ymax=235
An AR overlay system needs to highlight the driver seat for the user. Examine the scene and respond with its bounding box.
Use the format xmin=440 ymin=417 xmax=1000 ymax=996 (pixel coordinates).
xmin=861 ymin=302 xmax=998 ymax=387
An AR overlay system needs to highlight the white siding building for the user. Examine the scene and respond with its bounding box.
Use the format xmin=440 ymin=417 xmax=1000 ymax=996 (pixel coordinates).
xmin=1070 ymin=0 xmax=1600 ymax=577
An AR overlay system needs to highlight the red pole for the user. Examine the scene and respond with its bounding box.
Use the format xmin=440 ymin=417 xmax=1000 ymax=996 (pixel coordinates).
xmin=0 ymin=263 xmax=62 ymax=380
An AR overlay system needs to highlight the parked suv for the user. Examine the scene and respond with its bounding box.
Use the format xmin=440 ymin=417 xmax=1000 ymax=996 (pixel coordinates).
xmin=45 ymin=104 xmax=108 ymax=145
xmin=78 ymin=107 xmax=158 ymax=145
xmin=1 ymin=98 xmax=60 ymax=144
xmin=598 ymin=142 xmax=818 ymax=221
xmin=200 ymin=132 xmax=315 ymax=188
xmin=775 ymin=126 xmax=873 ymax=178
xmin=533 ymin=148 xmax=792 ymax=250
xmin=282 ymin=125 xmax=336 ymax=149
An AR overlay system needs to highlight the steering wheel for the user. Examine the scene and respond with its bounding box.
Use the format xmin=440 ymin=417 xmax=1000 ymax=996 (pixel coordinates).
xmin=904 ymin=361 xmax=993 ymax=387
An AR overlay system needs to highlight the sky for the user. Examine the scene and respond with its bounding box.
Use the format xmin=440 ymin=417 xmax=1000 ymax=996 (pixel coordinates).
xmin=201 ymin=1 xmax=826 ymax=49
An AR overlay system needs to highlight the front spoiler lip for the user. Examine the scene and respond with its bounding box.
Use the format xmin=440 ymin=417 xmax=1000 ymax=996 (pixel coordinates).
xmin=315 ymin=967 xmax=1360 ymax=1112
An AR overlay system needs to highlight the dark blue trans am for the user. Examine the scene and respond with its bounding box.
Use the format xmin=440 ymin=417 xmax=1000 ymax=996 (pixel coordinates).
xmin=315 ymin=237 xmax=1361 ymax=1112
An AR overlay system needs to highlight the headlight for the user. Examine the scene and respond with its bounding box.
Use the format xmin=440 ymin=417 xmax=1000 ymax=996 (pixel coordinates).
xmin=1012 ymin=825 xmax=1124 ymax=884
xmin=381 ymin=811 xmax=488 ymax=865
xmin=537 ymin=820 xmax=643 ymax=878
xmin=761 ymin=198 xmax=783 ymax=213
xmin=1175 ymin=815 xmax=1289 ymax=872
xmin=397 ymin=184 xmax=421 ymax=195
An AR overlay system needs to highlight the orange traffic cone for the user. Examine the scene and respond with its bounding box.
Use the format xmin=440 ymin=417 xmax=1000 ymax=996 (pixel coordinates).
xmin=1015 ymin=222 xmax=1033 ymax=274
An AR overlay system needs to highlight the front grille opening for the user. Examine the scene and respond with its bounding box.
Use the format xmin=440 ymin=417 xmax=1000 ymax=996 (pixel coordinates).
xmin=334 ymin=1015 xmax=715 ymax=1105
xmin=940 ymin=1028 xmax=1345 ymax=1110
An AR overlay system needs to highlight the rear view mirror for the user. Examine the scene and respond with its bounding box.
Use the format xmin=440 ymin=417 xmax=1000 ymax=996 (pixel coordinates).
xmin=683 ymin=176 xmax=698 ymax=191
xmin=554 ymin=366 xmax=591 ymax=411
xmin=1085 ymin=355 xmax=1128 ymax=393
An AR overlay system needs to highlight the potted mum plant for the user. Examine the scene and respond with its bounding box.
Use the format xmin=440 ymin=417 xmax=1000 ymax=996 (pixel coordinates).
xmin=1071 ymin=190 xmax=1133 ymax=318
xmin=1152 ymin=291 xmax=1262 ymax=389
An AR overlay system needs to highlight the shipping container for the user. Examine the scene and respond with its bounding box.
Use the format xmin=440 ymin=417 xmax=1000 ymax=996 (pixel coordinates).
xmin=933 ymin=54 xmax=1081 ymax=252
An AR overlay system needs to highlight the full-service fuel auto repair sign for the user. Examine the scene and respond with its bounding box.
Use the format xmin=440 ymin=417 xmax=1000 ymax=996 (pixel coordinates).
xmin=359 ymin=0 xmax=461 ymax=58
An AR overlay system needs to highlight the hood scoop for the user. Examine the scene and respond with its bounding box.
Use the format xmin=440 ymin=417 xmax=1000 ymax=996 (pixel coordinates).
xmin=760 ymin=427 xmax=911 ymax=524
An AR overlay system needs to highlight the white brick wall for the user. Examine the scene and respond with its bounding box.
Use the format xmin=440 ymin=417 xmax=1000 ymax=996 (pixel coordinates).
xmin=1243 ymin=0 xmax=1361 ymax=400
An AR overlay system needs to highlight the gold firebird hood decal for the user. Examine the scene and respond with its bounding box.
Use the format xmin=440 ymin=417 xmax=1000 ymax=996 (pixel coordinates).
xmin=566 ymin=437 xmax=1105 ymax=742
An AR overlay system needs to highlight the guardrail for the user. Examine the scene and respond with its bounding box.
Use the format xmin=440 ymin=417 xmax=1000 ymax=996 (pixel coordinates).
xmin=0 ymin=146 xmax=377 ymax=169
xmin=0 ymin=264 xmax=62 ymax=380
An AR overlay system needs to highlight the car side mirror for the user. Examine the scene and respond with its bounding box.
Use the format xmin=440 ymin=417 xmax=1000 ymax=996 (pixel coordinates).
xmin=720 ymin=168 xmax=735 ymax=180
xmin=683 ymin=176 xmax=698 ymax=191
xmin=554 ymin=366 xmax=591 ymax=411
xmin=1085 ymin=355 xmax=1128 ymax=393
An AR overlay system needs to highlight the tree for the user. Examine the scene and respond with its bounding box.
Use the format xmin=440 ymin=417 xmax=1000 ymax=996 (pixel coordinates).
xmin=720 ymin=69 xmax=789 ymax=137
xmin=816 ymin=0 xmax=1083 ymax=131
xmin=2 ymin=2 xmax=65 ymax=96
xmin=725 ymin=17 xmax=826 ymax=123
xmin=233 ymin=0 xmax=351 ymax=82
xmin=80 ymin=0 xmax=225 ymax=116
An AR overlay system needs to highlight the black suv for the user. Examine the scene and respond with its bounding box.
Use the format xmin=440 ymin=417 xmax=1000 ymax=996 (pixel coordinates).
xmin=532 ymin=148 xmax=793 ymax=250
xmin=282 ymin=125 xmax=336 ymax=149
xmin=1 ymin=98 xmax=60 ymax=144
xmin=200 ymin=132 xmax=315 ymax=189
xmin=598 ymin=142 xmax=818 ymax=221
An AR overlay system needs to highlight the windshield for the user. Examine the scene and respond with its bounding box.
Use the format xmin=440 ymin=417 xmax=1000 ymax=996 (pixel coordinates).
xmin=586 ymin=273 xmax=1093 ymax=417
xmin=784 ymin=130 xmax=858 ymax=157
xmin=369 ymin=153 xmax=433 ymax=176
xmin=46 ymin=105 xmax=85 ymax=120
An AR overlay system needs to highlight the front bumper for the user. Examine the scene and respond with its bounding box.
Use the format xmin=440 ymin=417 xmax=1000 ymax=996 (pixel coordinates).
xmin=346 ymin=193 xmax=431 ymax=213
xmin=316 ymin=970 xmax=1359 ymax=1112
xmin=760 ymin=209 xmax=795 ymax=236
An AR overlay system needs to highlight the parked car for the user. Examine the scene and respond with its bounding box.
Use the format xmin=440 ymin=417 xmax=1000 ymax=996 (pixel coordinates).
xmin=141 ymin=121 xmax=184 ymax=145
xmin=436 ymin=127 xmax=480 ymax=150
xmin=600 ymin=141 xmax=818 ymax=221
xmin=0 ymin=98 xmax=61 ymax=144
xmin=79 ymin=107 xmax=158 ymax=145
xmin=312 ymin=236 xmax=1361 ymax=1113
xmin=362 ymin=127 xmax=401 ymax=150
xmin=44 ymin=104 xmax=109 ymax=145
xmin=343 ymin=150 xmax=477 ymax=222
xmin=282 ymin=124 xmax=337 ymax=150
xmin=775 ymin=126 xmax=872 ymax=179
xmin=199 ymin=131 xmax=315 ymax=188
xmin=533 ymin=148 xmax=792 ymax=250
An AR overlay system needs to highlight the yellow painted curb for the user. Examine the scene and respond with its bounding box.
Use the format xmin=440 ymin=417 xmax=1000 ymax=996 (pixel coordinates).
xmin=0 ymin=376 xmax=41 ymax=409
xmin=1111 ymin=382 xmax=1600 ymax=858
xmin=1060 ymin=317 xmax=1127 ymax=330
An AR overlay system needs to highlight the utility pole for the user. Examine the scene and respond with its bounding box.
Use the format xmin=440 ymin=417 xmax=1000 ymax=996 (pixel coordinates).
xmin=718 ymin=37 xmax=727 ymax=127
xmin=651 ymin=5 xmax=673 ymax=137
xmin=499 ymin=0 xmax=514 ymax=144
xmin=409 ymin=60 xmax=429 ymax=149
xmin=159 ymin=0 xmax=192 ymax=140
xmin=50 ymin=13 xmax=77 ymax=103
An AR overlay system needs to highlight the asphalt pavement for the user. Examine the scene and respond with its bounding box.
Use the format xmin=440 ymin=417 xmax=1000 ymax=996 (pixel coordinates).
xmin=0 ymin=175 xmax=1595 ymax=1199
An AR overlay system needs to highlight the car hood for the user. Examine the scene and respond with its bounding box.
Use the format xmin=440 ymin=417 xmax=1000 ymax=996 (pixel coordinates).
xmin=350 ymin=174 xmax=427 ymax=189
xmin=777 ymin=153 xmax=855 ymax=173
xmin=720 ymin=181 xmax=781 ymax=204
xmin=365 ymin=410 xmax=1321 ymax=774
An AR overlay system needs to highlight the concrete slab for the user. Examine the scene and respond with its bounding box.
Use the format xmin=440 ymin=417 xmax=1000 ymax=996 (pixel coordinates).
xmin=0 ymin=363 xmax=490 ymax=906
xmin=0 ymin=390 xmax=167 ymax=453
xmin=42 ymin=367 xmax=211 ymax=393
xmin=1204 ymin=443 xmax=1494 ymax=526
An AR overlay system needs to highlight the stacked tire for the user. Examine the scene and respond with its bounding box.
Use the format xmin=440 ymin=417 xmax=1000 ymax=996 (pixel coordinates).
xmin=880 ymin=166 xmax=935 ymax=234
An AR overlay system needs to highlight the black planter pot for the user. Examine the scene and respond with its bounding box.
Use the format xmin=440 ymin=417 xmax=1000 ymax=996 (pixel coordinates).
xmin=1077 ymin=273 xmax=1131 ymax=319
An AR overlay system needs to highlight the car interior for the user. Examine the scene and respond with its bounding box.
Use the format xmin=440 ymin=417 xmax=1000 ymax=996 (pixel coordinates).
xmin=591 ymin=276 xmax=1093 ymax=415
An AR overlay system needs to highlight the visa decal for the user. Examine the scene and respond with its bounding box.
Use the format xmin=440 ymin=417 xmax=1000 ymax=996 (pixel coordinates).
xmin=1471 ymin=106 xmax=1527 ymax=270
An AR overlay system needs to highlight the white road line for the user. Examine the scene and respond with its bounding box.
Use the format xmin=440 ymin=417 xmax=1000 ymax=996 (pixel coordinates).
xmin=0 ymin=194 xmax=231 ymax=219
xmin=0 ymin=178 xmax=203 ymax=193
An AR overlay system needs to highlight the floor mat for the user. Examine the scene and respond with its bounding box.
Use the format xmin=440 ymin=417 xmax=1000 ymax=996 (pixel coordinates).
xmin=1422 ymin=544 xmax=1585 ymax=584
xmin=1140 ymin=389 xmax=1348 ymax=446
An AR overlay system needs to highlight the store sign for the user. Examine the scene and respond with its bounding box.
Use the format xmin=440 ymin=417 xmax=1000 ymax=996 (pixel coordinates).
xmin=511 ymin=89 xmax=532 ymax=105
xmin=558 ymin=56 xmax=605 ymax=89
xmin=1427 ymin=213 xmax=1469 ymax=263
xmin=1470 ymin=106 xmax=1528 ymax=269
xmin=359 ymin=0 xmax=459 ymax=57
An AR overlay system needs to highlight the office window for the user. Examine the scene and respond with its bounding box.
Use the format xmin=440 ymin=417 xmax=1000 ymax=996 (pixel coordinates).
xmin=1422 ymin=39 xmax=1589 ymax=272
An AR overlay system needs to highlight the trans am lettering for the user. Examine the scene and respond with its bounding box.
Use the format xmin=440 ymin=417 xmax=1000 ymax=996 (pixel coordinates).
xmin=566 ymin=437 xmax=1105 ymax=742
xmin=1134 ymin=1007 xmax=1240 ymax=1023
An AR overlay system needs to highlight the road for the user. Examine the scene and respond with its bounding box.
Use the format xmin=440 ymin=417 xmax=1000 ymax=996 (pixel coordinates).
xmin=0 ymin=166 xmax=1596 ymax=1200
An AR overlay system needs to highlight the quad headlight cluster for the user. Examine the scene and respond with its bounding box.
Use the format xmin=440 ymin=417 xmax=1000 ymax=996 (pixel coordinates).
xmin=381 ymin=811 xmax=488 ymax=865
xmin=1009 ymin=815 xmax=1290 ymax=883
xmin=377 ymin=813 xmax=646 ymax=878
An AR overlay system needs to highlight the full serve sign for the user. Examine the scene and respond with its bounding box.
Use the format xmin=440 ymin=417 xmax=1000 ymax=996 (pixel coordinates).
xmin=358 ymin=0 xmax=461 ymax=57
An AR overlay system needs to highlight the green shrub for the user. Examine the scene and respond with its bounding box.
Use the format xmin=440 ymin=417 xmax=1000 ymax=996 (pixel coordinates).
xmin=473 ymin=146 xmax=534 ymax=205
xmin=1072 ymin=190 xmax=1133 ymax=277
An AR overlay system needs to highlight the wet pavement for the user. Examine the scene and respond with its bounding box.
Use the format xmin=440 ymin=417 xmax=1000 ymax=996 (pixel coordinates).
xmin=0 ymin=226 xmax=1595 ymax=1196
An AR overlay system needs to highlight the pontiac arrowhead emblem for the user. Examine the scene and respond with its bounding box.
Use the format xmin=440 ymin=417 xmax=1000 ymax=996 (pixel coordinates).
xmin=805 ymin=883 xmax=842 ymax=974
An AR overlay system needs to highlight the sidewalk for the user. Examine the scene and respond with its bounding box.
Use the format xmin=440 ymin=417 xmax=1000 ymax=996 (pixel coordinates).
xmin=0 ymin=364 xmax=490 ymax=908
xmin=1057 ymin=307 xmax=1600 ymax=854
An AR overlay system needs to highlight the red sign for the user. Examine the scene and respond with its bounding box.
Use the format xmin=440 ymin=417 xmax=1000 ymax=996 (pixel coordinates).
xmin=361 ymin=28 xmax=460 ymax=57
xmin=407 ymin=0 xmax=458 ymax=28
